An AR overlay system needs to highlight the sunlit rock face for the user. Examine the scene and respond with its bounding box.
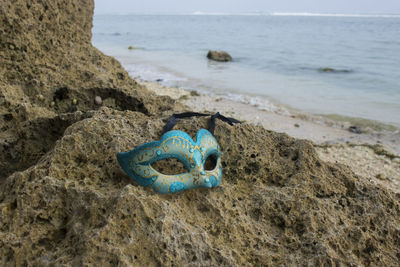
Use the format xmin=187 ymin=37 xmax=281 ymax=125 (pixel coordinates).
xmin=0 ymin=0 xmax=174 ymax=179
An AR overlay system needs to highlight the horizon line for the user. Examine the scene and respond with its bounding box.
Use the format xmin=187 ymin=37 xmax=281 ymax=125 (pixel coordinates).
xmin=94 ymin=11 xmax=400 ymax=18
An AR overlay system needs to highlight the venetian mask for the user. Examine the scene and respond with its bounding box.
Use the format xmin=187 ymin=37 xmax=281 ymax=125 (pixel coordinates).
xmin=117 ymin=112 xmax=239 ymax=194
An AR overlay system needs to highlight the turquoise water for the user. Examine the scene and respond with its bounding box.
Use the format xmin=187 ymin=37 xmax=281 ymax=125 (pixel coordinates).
xmin=92 ymin=14 xmax=400 ymax=127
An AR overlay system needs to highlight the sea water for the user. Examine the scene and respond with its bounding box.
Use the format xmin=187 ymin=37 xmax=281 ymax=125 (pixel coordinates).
xmin=92 ymin=13 xmax=400 ymax=128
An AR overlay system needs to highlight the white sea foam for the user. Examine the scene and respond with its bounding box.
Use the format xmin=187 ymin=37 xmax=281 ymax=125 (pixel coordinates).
xmin=271 ymin=12 xmax=400 ymax=18
xmin=124 ymin=60 xmax=291 ymax=115
xmin=124 ymin=64 xmax=187 ymax=83
xmin=189 ymin=11 xmax=400 ymax=18
xmin=224 ymin=93 xmax=291 ymax=115
xmin=192 ymin=11 xmax=231 ymax=16
xmin=192 ymin=11 xmax=267 ymax=16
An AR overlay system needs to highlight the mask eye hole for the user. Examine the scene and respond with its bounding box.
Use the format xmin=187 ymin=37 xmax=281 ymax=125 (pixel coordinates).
xmin=151 ymin=158 xmax=188 ymax=175
xmin=204 ymin=154 xmax=218 ymax=171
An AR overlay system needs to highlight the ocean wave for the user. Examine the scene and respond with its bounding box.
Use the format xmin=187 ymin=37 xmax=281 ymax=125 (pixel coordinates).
xmin=192 ymin=11 xmax=267 ymax=16
xmin=271 ymin=12 xmax=400 ymax=18
xmin=192 ymin=11 xmax=231 ymax=16
xmin=189 ymin=11 xmax=400 ymax=18
xmin=124 ymin=64 xmax=187 ymax=83
xmin=223 ymin=93 xmax=291 ymax=116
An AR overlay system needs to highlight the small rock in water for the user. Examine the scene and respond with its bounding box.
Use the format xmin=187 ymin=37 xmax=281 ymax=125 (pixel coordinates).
xmin=155 ymin=79 xmax=163 ymax=82
xmin=321 ymin=67 xmax=335 ymax=72
xmin=207 ymin=50 xmax=232 ymax=62
xmin=190 ymin=90 xmax=200 ymax=96
xmin=128 ymin=45 xmax=135 ymax=50
xmin=319 ymin=67 xmax=351 ymax=73
xmin=294 ymin=123 xmax=300 ymax=128
xmin=94 ymin=96 xmax=102 ymax=105
xmin=72 ymin=98 xmax=78 ymax=105
xmin=348 ymin=126 xmax=362 ymax=134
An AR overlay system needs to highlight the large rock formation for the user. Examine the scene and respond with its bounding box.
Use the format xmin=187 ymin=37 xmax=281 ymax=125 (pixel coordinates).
xmin=1 ymin=109 xmax=400 ymax=266
xmin=1 ymin=1 xmax=399 ymax=266
xmin=0 ymin=0 xmax=175 ymax=179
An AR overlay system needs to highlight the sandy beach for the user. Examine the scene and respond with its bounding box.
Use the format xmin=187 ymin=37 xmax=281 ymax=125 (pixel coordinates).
xmin=141 ymin=80 xmax=400 ymax=192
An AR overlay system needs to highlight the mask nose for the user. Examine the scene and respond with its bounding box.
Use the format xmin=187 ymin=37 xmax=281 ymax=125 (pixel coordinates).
xmin=200 ymin=171 xmax=212 ymax=188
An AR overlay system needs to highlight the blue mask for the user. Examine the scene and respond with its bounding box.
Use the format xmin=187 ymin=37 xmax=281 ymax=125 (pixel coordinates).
xmin=117 ymin=112 xmax=240 ymax=194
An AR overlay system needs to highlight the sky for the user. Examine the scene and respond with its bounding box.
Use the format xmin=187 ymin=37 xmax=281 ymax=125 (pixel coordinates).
xmin=94 ymin=0 xmax=400 ymax=15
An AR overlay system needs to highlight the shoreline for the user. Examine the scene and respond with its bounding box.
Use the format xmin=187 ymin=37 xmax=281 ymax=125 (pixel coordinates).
xmin=140 ymin=79 xmax=400 ymax=153
xmin=95 ymin=43 xmax=400 ymax=130
xmin=139 ymin=79 xmax=400 ymax=191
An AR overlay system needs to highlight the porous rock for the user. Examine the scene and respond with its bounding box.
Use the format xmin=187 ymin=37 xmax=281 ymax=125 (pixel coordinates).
xmin=207 ymin=50 xmax=233 ymax=62
xmin=1 ymin=108 xmax=400 ymax=266
xmin=0 ymin=0 xmax=176 ymax=179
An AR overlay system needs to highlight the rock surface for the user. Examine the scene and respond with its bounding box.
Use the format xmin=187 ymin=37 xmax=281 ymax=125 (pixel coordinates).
xmin=1 ymin=1 xmax=400 ymax=266
xmin=0 ymin=0 xmax=175 ymax=179
xmin=349 ymin=125 xmax=363 ymax=134
xmin=207 ymin=50 xmax=233 ymax=62
xmin=1 ymin=109 xmax=400 ymax=266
